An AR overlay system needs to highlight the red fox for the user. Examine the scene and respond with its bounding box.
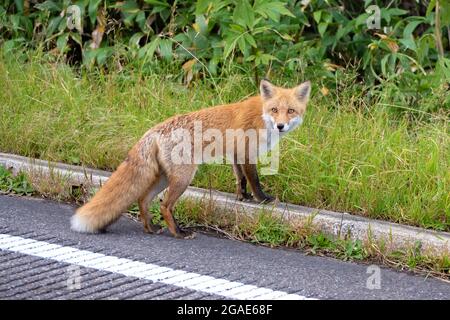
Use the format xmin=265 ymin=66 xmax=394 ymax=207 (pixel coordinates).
xmin=71 ymin=79 xmax=311 ymax=239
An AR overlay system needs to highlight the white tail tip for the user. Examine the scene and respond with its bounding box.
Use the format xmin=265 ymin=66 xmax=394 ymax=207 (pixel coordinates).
xmin=70 ymin=214 xmax=98 ymax=233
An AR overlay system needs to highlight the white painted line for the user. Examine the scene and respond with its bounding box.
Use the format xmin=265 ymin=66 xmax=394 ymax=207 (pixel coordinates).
xmin=203 ymin=281 xmax=244 ymax=293
xmin=107 ymin=261 xmax=146 ymax=273
xmin=254 ymin=290 xmax=293 ymax=300
xmin=188 ymin=278 xmax=230 ymax=291
xmin=53 ymin=249 xmax=95 ymax=261
xmin=18 ymin=243 xmax=61 ymax=255
xmin=2 ymin=241 xmax=47 ymax=252
xmin=162 ymin=272 xmax=204 ymax=285
xmin=0 ymin=238 xmax=35 ymax=248
xmin=176 ymin=275 xmax=217 ymax=288
xmin=140 ymin=266 xmax=173 ymax=278
xmin=0 ymin=233 xmax=314 ymax=300
xmin=60 ymin=251 xmax=105 ymax=265
xmin=84 ymin=256 xmax=130 ymax=270
xmin=217 ymin=284 xmax=259 ymax=296
xmin=233 ymin=287 xmax=274 ymax=300
xmin=152 ymin=270 xmax=187 ymax=282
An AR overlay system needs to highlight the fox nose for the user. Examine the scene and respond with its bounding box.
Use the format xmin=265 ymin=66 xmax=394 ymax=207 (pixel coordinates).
xmin=277 ymin=124 xmax=285 ymax=131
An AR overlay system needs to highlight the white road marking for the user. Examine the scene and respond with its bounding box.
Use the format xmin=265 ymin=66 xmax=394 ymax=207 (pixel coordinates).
xmin=0 ymin=233 xmax=315 ymax=300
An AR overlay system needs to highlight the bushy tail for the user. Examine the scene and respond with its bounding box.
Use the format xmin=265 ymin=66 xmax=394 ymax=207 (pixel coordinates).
xmin=71 ymin=146 xmax=159 ymax=233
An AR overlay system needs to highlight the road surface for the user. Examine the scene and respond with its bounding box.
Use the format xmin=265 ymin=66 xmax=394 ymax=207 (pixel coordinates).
xmin=0 ymin=194 xmax=449 ymax=300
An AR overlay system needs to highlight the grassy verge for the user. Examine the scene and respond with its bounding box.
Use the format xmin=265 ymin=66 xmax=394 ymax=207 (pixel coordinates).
xmin=171 ymin=198 xmax=450 ymax=280
xmin=1 ymin=164 xmax=449 ymax=280
xmin=0 ymin=52 xmax=449 ymax=232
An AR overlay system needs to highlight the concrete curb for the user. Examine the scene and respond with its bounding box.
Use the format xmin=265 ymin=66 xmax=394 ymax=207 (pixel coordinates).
xmin=1 ymin=152 xmax=449 ymax=254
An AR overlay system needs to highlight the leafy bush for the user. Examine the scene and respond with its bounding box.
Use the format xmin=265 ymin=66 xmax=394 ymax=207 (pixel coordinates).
xmin=0 ymin=0 xmax=449 ymax=111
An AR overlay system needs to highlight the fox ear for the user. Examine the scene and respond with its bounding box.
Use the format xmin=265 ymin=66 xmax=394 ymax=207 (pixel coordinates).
xmin=294 ymin=81 xmax=311 ymax=103
xmin=260 ymin=79 xmax=275 ymax=100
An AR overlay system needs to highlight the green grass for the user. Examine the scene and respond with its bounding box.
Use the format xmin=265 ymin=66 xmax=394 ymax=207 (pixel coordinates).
xmin=0 ymin=52 xmax=449 ymax=231
xmin=0 ymin=166 xmax=34 ymax=196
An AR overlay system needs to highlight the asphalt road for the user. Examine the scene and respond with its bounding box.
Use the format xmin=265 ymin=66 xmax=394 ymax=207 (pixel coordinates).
xmin=0 ymin=194 xmax=449 ymax=300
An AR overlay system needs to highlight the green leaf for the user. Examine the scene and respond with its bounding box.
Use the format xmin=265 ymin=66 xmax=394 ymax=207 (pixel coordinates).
xmin=138 ymin=36 xmax=160 ymax=59
xmin=20 ymin=16 xmax=33 ymax=35
xmin=35 ymin=0 xmax=62 ymax=12
xmin=403 ymin=20 xmax=423 ymax=39
xmin=70 ymin=32 xmax=82 ymax=46
xmin=195 ymin=0 xmax=210 ymax=15
xmin=426 ymin=0 xmax=436 ymax=18
xmin=195 ymin=14 xmax=208 ymax=35
xmin=14 ymin=0 xmax=23 ymax=13
xmin=57 ymin=33 xmax=69 ymax=53
xmin=259 ymin=53 xmax=276 ymax=65
xmin=318 ymin=22 xmax=328 ymax=37
xmin=58 ymin=17 xmax=67 ymax=32
xmin=208 ymin=58 xmax=218 ymax=76
xmin=399 ymin=38 xmax=416 ymax=52
xmin=46 ymin=16 xmax=63 ymax=36
xmin=246 ymin=54 xmax=256 ymax=62
xmin=387 ymin=8 xmax=409 ymax=16
xmin=136 ymin=11 xmax=147 ymax=31
xmin=113 ymin=0 xmax=140 ymax=13
xmin=129 ymin=32 xmax=144 ymax=49
xmin=230 ymin=24 xmax=245 ymax=33
xmin=243 ymin=33 xmax=257 ymax=48
xmin=381 ymin=54 xmax=389 ymax=76
xmin=254 ymin=1 xmax=295 ymax=22
xmin=1 ymin=38 xmax=25 ymax=56
xmin=88 ymin=0 xmax=102 ymax=25
xmin=440 ymin=0 xmax=450 ymax=25
xmin=355 ymin=13 xmax=369 ymax=26
xmin=237 ymin=36 xmax=248 ymax=55
xmin=223 ymin=35 xmax=238 ymax=59
xmin=313 ymin=10 xmax=322 ymax=23
xmin=82 ymin=48 xmax=97 ymax=66
xmin=269 ymin=2 xmax=295 ymax=18
xmin=96 ymin=47 xmax=113 ymax=65
xmin=144 ymin=0 xmax=170 ymax=7
xmin=158 ymin=39 xmax=173 ymax=60
xmin=233 ymin=0 xmax=255 ymax=29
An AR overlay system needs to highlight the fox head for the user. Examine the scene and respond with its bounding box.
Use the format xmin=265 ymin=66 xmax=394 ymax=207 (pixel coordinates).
xmin=260 ymin=79 xmax=311 ymax=133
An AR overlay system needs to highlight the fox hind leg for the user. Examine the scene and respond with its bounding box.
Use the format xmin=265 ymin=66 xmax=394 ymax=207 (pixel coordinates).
xmin=138 ymin=174 xmax=168 ymax=234
xmin=160 ymin=165 xmax=197 ymax=239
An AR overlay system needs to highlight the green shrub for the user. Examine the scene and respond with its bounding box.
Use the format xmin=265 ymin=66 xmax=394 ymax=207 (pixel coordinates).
xmin=0 ymin=1 xmax=449 ymax=111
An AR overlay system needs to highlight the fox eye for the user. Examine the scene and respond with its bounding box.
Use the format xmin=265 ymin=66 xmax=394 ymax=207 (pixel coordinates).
xmin=288 ymin=108 xmax=295 ymax=114
xmin=271 ymin=108 xmax=278 ymax=113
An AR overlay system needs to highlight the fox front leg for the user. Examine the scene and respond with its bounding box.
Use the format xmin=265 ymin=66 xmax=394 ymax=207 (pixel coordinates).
xmin=232 ymin=164 xmax=253 ymax=201
xmin=240 ymin=164 xmax=275 ymax=204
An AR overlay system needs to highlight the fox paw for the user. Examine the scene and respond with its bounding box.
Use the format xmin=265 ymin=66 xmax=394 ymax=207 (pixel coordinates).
xmin=256 ymin=194 xmax=275 ymax=204
xmin=237 ymin=192 xmax=253 ymax=202
xmin=144 ymin=223 xmax=164 ymax=234
xmin=175 ymin=229 xmax=197 ymax=240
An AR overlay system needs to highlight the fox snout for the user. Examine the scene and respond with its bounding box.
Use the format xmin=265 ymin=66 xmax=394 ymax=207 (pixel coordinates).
xmin=269 ymin=116 xmax=303 ymax=133
xmin=276 ymin=123 xmax=287 ymax=132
